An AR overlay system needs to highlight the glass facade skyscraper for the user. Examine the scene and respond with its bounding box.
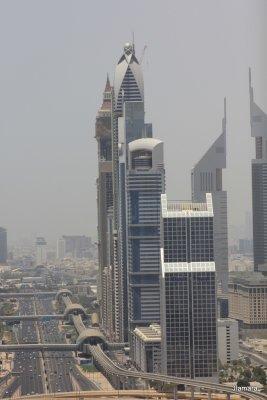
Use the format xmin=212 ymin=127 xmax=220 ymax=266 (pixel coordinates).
xmin=160 ymin=194 xmax=218 ymax=381
xmin=250 ymin=69 xmax=267 ymax=275
xmin=127 ymin=138 xmax=165 ymax=344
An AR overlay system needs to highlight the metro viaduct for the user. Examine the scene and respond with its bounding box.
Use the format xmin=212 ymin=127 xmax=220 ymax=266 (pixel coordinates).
xmin=0 ymin=304 xmax=87 ymax=323
xmin=0 ymin=314 xmax=64 ymax=322
xmin=3 ymin=289 xmax=265 ymax=400
xmin=0 ymin=292 xmax=57 ymax=298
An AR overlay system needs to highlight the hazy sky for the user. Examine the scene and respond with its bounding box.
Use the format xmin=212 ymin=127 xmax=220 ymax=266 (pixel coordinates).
xmin=0 ymin=0 xmax=266 ymax=245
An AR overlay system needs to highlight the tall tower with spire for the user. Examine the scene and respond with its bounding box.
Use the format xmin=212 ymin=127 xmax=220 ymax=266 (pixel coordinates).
xmin=95 ymin=75 xmax=113 ymax=334
xmin=191 ymin=99 xmax=229 ymax=295
xmin=250 ymin=69 xmax=267 ymax=275
xmin=96 ymin=42 xmax=155 ymax=342
xmin=111 ymin=42 xmax=153 ymax=342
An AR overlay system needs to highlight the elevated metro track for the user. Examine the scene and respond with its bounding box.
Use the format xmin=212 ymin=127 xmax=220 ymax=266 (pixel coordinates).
xmin=2 ymin=289 xmax=266 ymax=400
xmin=0 ymin=343 xmax=78 ymax=351
xmin=0 ymin=314 xmax=63 ymax=322
xmin=0 ymin=292 xmax=56 ymax=298
xmin=88 ymin=344 xmax=267 ymax=400
xmin=3 ymin=389 xmax=191 ymax=399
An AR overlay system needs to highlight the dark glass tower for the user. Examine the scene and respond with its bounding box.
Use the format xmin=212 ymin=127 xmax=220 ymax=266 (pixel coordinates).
xmin=127 ymin=138 xmax=165 ymax=345
xmin=160 ymin=194 xmax=218 ymax=381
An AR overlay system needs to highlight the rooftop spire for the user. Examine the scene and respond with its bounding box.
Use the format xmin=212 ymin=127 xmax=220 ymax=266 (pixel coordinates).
xmin=104 ymin=73 xmax=111 ymax=92
xmin=222 ymin=97 xmax=227 ymax=133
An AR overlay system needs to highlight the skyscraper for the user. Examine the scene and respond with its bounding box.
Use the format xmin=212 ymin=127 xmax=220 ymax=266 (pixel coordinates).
xmin=62 ymin=235 xmax=92 ymax=258
xmin=56 ymin=238 xmax=66 ymax=259
xmin=35 ymin=237 xmax=47 ymax=266
xmin=160 ymin=193 xmax=218 ymax=381
xmin=127 ymin=138 xmax=165 ymax=343
xmin=0 ymin=227 xmax=7 ymax=264
xmin=95 ymin=76 xmax=113 ymax=304
xmin=191 ymin=99 xmax=228 ymax=293
xmin=112 ymin=43 xmax=150 ymax=341
xmin=249 ymin=69 xmax=267 ymax=275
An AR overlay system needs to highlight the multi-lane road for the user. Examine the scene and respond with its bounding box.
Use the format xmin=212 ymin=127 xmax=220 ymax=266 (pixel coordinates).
xmin=2 ymin=296 xmax=97 ymax=397
xmin=3 ymin=300 xmax=44 ymax=397
xmin=37 ymin=297 xmax=97 ymax=393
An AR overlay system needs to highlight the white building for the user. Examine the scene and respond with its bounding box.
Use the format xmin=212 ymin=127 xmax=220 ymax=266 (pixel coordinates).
xmin=35 ymin=237 xmax=47 ymax=266
xmin=132 ymin=324 xmax=161 ymax=373
xmin=217 ymin=318 xmax=239 ymax=365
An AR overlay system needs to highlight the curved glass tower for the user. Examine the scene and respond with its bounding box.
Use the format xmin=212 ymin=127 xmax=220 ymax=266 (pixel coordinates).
xmin=191 ymin=99 xmax=228 ymax=294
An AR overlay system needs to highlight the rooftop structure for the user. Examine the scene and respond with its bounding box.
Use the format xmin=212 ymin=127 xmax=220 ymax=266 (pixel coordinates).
xmin=133 ymin=324 xmax=161 ymax=343
xmin=114 ymin=42 xmax=144 ymax=113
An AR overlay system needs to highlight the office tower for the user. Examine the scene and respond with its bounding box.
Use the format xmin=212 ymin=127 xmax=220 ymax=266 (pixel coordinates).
xmin=0 ymin=227 xmax=7 ymax=264
xmin=217 ymin=318 xmax=239 ymax=365
xmin=191 ymin=99 xmax=228 ymax=293
xmin=62 ymin=235 xmax=92 ymax=258
xmin=112 ymin=42 xmax=151 ymax=342
xmin=127 ymin=138 xmax=165 ymax=343
xmin=249 ymin=70 xmax=267 ymax=275
xmin=95 ymin=76 xmax=113 ymax=303
xmin=35 ymin=237 xmax=47 ymax=265
xmin=57 ymin=238 xmax=66 ymax=259
xmin=160 ymin=193 xmax=218 ymax=381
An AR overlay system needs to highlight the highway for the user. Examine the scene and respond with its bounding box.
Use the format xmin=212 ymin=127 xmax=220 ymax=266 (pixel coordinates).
xmin=36 ymin=297 xmax=98 ymax=393
xmin=3 ymin=299 xmax=44 ymax=397
xmin=2 ymin=290 xmax=266 ymax=400
xmin=3 ymin=297 xmax=97 ymax=396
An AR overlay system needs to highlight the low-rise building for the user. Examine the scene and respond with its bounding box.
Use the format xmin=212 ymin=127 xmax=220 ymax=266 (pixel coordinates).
xmin=217 ymin=318 xmax=239 ymax=365
xmin=228 ymin=272 xmax=267 ymax=329
xmin=132 ymin=324 xmax=161 ymax=373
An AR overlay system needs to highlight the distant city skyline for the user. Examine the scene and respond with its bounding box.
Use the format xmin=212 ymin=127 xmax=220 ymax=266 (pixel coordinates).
xmin=0 ymin=0 xmax=266 ymax=243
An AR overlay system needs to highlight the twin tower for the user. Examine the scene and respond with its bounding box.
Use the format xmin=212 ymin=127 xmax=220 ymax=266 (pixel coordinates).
xmin=95 ymin=42 xmax=228 ymax=381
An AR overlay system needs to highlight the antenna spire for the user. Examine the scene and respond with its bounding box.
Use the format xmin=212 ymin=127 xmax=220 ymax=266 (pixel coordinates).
xmin=222 ymin=97 xmax=227 ymax=132
xmin=249 ymin=67 xmax=254 ymax=101
xmin=132 ymin=31 xmax=135 ymax=54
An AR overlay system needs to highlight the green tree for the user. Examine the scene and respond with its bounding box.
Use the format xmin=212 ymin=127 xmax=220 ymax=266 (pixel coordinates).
xmin=252 ymin=366 xmax=266 ymax=385
xmin=243 ymin=369 xmax=252 ymax=380
xmin=236 ymin=378 xmax=250 ymax=388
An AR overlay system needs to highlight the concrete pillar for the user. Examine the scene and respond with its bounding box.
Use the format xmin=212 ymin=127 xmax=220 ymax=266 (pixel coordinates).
xmin=207 ymin=389 xmax=212 ymax=400
xmin=190 ymin=386 xmax=195 ymax=400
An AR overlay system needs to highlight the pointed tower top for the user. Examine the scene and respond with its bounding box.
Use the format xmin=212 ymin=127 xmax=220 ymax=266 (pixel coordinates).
xmin=104 ymin=74 xmax=111 ymax=92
